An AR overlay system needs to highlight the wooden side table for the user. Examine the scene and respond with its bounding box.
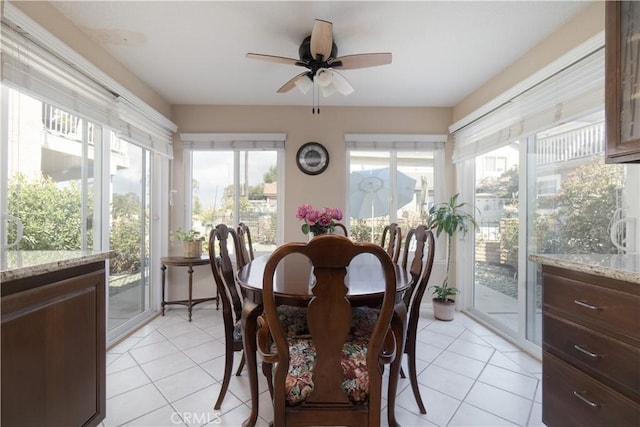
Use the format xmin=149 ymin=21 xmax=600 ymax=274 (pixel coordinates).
xmin=160 ymin=255 xmax=218 ymax=321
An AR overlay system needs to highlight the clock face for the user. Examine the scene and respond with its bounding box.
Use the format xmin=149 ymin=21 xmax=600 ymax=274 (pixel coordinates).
xmin=296 ymin=142 xmax=329 ymax=175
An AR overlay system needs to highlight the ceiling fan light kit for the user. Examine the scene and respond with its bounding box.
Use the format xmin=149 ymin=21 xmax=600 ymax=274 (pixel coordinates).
xmin=247 ymin=18 xmax=391 ymax=113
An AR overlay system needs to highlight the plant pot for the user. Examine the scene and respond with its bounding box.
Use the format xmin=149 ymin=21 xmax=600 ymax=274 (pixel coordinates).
xmin=432 ymin=298 xmax=456 ymax=321
xmin=183 ymin=241 xmax=202 ymax=258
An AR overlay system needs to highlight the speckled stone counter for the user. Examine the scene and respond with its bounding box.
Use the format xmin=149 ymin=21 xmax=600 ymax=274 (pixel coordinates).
xmin=1 ymin=250 xmax=115 ymax=283
xmin=529 ymin=253 xmax=640 ymax=285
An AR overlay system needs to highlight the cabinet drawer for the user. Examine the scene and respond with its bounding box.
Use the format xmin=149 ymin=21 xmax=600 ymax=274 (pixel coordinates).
xmin=542 ymin=271 xmax=640 ymax=340
xmin=543 ymin=313 xmax=640 ymax=402
xmin=543 ymin=352 xmax=640 ymax=427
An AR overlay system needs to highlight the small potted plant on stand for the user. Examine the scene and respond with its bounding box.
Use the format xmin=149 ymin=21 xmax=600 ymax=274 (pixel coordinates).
xmin=171 ymin=227 xmax=205 ymax=258
xmin=427 ymin=193 xmax=477 ymax=321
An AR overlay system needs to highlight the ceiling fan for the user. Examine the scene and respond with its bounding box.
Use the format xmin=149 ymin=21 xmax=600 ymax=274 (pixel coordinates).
xmin=247 ymin=19 xmax=392 ymax=102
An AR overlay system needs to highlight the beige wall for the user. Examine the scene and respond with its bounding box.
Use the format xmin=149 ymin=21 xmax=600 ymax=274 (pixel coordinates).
xmin=453 ymin=1 xmax=605 ymax=123
xmin=171 ymin=105 xmax=453 ymax=243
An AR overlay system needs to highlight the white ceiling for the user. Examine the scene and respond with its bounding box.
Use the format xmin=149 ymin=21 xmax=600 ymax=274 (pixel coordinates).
xmin=51 ymin=1 xmax=592 ymax=108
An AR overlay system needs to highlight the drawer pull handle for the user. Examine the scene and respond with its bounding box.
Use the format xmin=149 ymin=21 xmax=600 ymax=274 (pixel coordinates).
xmin=573 ymin=344 xmax=601 ymax=358
xmin=573 ymin=391 xmax=599 ymax=408
xmin=573 ymin=300 xmax=600 ymax=310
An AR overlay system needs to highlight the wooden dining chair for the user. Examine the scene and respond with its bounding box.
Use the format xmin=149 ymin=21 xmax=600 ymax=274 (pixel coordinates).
xmin=208 ymin=224 xmax=246 ymax=409
xmin=333 ymin=222 xmax=348 ymax=236
xmin=399 ymin=225 xmax=435 ymax=414
xmin=236 ymin=222 xmax=254 ymax=269
xmin=354 ymin=225 xmax=435 ymax=414
xmin=380 ymin=222 xmax=402 ymax=262
xmin=257 ymin=235 xmax=397 ymax=427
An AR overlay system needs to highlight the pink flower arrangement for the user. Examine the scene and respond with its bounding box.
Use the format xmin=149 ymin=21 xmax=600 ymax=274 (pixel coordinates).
xmin=296 ymin=204 xmax=343 ymax=235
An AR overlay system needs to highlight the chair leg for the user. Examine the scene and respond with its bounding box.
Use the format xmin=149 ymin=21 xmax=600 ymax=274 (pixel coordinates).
xmin=262 ymin=361 xmax=274 ymax=399
xmin=235 ymin=351 xmax=246 ymax=376
xmin=214 ymin=347 xmax=234 ymax=410
xmin=400 ymin=366 xmax=406 ymax=379
xmin=406 ymin=348 xmax=426 ymax=414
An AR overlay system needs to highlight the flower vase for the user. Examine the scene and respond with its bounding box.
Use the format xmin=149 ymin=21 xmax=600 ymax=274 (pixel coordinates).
xmin=308 ymin=230 xmax=331 ymax=241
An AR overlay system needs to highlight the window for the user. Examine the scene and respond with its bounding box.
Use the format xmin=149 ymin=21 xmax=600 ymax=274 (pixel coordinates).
xmin=346 ymin=134 xmax=445 ymax=245
xmin=1 ymin=21 xmax=175 ymax=344
xmin=2 ymin=88 xmax=100 ymax=256
xmin=182 ymin=133 xmax=285 ymax=257
xmin=454 ymin=46 xmax=640 ymax=352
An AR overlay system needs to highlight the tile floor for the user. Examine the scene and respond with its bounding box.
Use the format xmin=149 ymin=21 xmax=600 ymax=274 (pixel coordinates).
xmin=103 ymin=302 xmax=545 ymax=427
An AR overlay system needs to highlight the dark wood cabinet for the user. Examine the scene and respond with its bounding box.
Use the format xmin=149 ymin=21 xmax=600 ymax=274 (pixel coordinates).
xmin=541 ymin=265 xmax=640 ymax=427
xmin=605 ymin=0 xmax=640 ymax=163
xmin=1 ymin=261 xmax=106 ymax=427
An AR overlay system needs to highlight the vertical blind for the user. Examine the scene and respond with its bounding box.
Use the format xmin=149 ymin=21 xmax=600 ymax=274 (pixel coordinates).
xmin=1 ymin=23 xmax=175 ymax=158
xmin=452 ymin=47 xmax=604 ymax=163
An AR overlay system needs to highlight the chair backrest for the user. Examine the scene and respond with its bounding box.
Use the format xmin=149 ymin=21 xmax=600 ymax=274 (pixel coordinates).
xmin=401 ymin=225 xmax=435 ymax=308
xmin=236 ymin=222 xmax=254 ymax=268
xmin=380 ymin=223 xmax=402 ymax=262
xmin=261 ymin=235 xmax=396 ymax=426
xmin=402 ymin=226 xmax=435 ymax=344
xmin=209 ymin=224 xmax=244 ymax=324
xmin=333 ymin=222 xmax=348 ymax=236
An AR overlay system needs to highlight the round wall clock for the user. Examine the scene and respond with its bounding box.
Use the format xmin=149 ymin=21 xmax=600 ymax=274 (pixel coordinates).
xmin=296 ymin=142 xmax=329 ymax=175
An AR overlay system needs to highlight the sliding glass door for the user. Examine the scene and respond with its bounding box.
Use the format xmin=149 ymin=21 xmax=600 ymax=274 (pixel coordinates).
xmin=108 ymin=138 xmax=152 ymax=331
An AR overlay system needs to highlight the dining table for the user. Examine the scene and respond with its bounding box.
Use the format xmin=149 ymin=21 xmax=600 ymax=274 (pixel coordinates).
xmin=236 ymin=251 xmax=411 ymax=427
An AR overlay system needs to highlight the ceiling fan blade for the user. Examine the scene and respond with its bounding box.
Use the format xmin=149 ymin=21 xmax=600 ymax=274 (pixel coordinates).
xmin=331 ymin=53 xmax=392 ymax=70
xmin=246 ymin=53 xmax=301 ymax=66
xmin=310 ymin=19 xmax=333 ymax=60
xmin=277 ymin=72 xmax=310 ymax=93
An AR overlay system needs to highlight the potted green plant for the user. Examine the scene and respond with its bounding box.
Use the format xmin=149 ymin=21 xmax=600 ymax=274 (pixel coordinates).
xmin=426 ymin=193 xmax=478 ymax=321
xmin=171 ymin=227 xmax=205 ymax=258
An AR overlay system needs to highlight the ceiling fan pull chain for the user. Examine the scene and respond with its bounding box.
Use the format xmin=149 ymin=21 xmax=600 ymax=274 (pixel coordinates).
xmin=313 ymin=79 xmax=318 ymax=114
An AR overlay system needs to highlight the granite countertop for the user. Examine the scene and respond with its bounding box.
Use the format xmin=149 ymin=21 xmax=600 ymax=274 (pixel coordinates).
xmin=529 ymin=253 xmax=640 ymax=284
xmin=1 ymin=250 xmax=116 ymax=282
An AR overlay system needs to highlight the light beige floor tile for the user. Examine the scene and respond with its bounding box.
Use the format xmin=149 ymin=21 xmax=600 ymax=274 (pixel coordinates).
xmin=109 ymin=336 xmax=144 ymax=354
xmin=417 ymin=329 xmax=457 ymax=349
xmin=458 ymin=329 xmax=492 ymax=346
xmin=106 ymin=365 xmax=151 ymax=399
xmin=478 ymin=364 xmax=539 ymax=399
xmin=123 ymin=404 xmax=187 ymax=427
xmin=104 ymin=383 xmax=168 ymax=427
xmin=133 ymin=331 xmax=168 ymax=349
xmin=107 ymin=352 xmax=138 ymax=375
xmin=140 ymin=351 xmax=198 ymax=382
xmin=129 ymin=340 xmax=180 ymax=365
xmin=418 ymin=364 xmax=475 ymax=400
xmin=154 ymin=365 xmax=216 ymax=403
xmin=528 ymin=401 xmax=544 ymax=426
xmin=481 ymin=333 xmax=522 ymax=352
xmin=432 ymin=350 xmax=487 ymax=379
xmin=169 ymin=329 xmax=215 ymax=351
xmin=182 ymin=339 xmax=226 ymax=364
xmin=449 ymin=402 xmax=517 ymax=426
xmin=448 ymin=338 xmax=496 ymax=362
xmin=465 ymin=382 xmax=533 ymax=426
xmin=425 ymin=319 xmax=466 ymax=338
xmin=502 ymin=350 xmax=543 ymax=374
xmin=171 ymin=384 xmax=243 ymax=426
xmin=397 ymin=384 xmax=461 ymax=426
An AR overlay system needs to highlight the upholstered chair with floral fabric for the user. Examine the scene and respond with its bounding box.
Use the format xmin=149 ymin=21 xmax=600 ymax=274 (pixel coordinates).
xmin=256 ymin=235 xmax=397 ymax=426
